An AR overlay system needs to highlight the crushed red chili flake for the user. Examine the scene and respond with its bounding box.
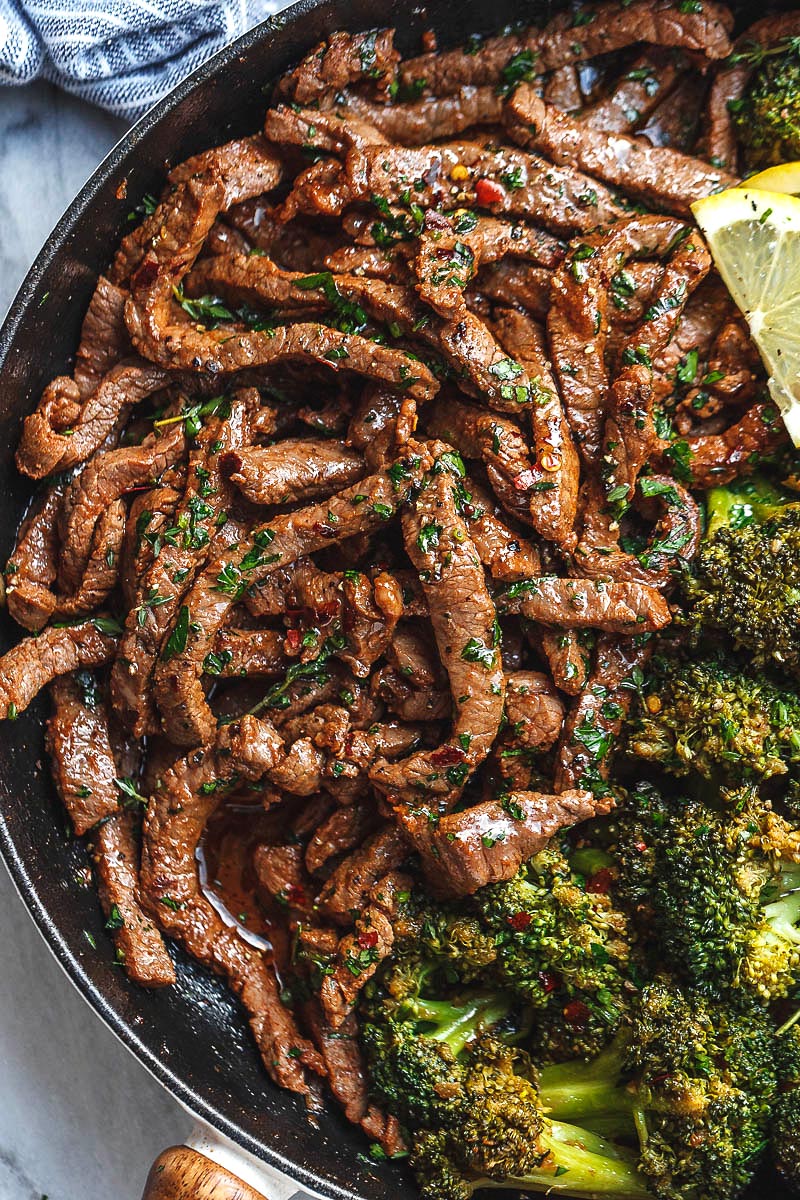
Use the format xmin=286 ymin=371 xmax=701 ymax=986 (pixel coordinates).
xmin=475 ymin=177 xmax=506 ymax=205
xmin=285 ymin=883 xmax=306 ymax=906
xmin=539 ymin=970 xmax=561 ymax=994
xmin=357 ymin=929 xmax=379 ymax=949
xmin=585 ymin=867 xmax=614 ymax=895
xmin=507 ymin=911 xmax=532 ymax=931
xmin=562 ymin=999 xmax=590 ymax=1026
xmin=430 ymin=744 xmax=466 ymax=766
xmin=285 ymin=628 xmax=302 ymax=651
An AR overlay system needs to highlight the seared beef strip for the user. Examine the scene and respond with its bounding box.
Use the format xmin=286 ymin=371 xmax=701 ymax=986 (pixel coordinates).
xmin=45 ymin=672 xmax=176 ymax=985
xmin=504 ymin=84 xmax=737 ymax=215
xmin=496 ymin=575 xmax=670 ymax=632
xmin=5 ymin=484 xmax=64 ymax=631
xmin=222 ymin=439 xmax=365 ymax=506
xmin=276 ymin=28 xmax=399 ymax=105
xmin=370 ymin=458 xmax=505 ymax=804
xmin=16 ymin=359 xmax=168 ymax=481
xmin=504 ymin=670 xmax=566 ymax=751
xmin=399 ymin=788 xmax=606 ymax=898
xmin=73 ymin=276 xmax=131 ymax=397
xmin=0 ymin=620 xmax=116 ymax=720
xmin=338 ymin=87 xmax=504 ymax=143
xmin=582 ymin=49 xmax=684 ymax=133
xmin=317 ymin=825 xmax=409 ymax=925
xmin=398 ymin=0 xmax=732 ymax=96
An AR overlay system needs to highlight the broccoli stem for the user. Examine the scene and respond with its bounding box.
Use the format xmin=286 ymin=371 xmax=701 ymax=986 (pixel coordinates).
xmin=538 ymin=1038 xmax=636 ymax=1130
xmin=408 ymin=993 xmax=513 ymax=1056
xmin=704 ymin=477 xmax=793 ymax=538
xmin=474 ymin=1122 xmax=650 ymax=1198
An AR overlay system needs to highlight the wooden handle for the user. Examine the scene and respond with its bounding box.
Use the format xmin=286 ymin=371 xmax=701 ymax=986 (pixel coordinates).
xmin=142 ymin=1146 xmax=270 ymax=1200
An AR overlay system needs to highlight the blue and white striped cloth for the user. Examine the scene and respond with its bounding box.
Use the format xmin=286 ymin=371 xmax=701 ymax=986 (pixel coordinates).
xmin=0 ymin=0 xmax=287 ymax=121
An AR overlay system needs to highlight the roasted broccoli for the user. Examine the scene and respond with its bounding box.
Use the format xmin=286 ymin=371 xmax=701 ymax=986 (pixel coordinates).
xmin=538 ymin=979 xmax=778 ymax=1200
xmin=616 ymin=782 xmax=800 ymax=1001
xmin=729 ymin=35 xmax=800 ymax=169
xmin=362 ymin=973 xmax=649 ymax=1200
xmin=772 ymin=1023 xmax=800 ymax=1190
xmin=627 ymin=650 xmax=800 ymax=785
xmin=472 ymin=842 xmax=639 ymax=1062
xmin=683 ymin=475 xmax=800 ymax=669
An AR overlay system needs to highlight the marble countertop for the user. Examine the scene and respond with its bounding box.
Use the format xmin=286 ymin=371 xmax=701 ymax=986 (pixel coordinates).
xmin=0 ymin=81 xmax=302 ymax=1200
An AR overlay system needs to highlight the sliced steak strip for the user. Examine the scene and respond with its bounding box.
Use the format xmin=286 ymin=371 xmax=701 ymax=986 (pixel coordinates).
xmin=464 ymin=476 xmax=543 ymax=583
xmin=16 ymin=359 xmax=168 ymax=481
xmin=347 ymin=141 xmax=625 ymax=234
xmin=45 ymin=672 xmax=176 ymax=985
xmin=46 ymin=674 xmax=120 ymax=835
xmin=679 ymin=400 xmax=787 ymax=488
xmin=582 ymin=49 xmax=684 ymax=133
xmin=399 ymin=788 xmax=604 ymax=898
xmin=497 ymin=575 xmax=671 ymax=632
xmin=317 ymin=824 xmax=408 ymax=924
xmin=305 ymin=801 xmax=378 ymax=875
xmin=370 ymin=458 xmax=505 ymax=804
xmin=73 ymin=276 xmax=131 ymax=398
xmin=93 ymin=811 xmax=177 ymax=987
xmin=222 ymin=439 xmax=365 ymax=507
xmin=169 ymin=135 xmax=284 ymax=207
xmin=140 ymin=715 xmax=324 ymax=1094
xmin=206 ymin=629 xmax=287 ymax=678
xmin=160 ymin=473 xmax=399 ymax=746
xmin=399 ymin=0 xmax=732 ymax=96
xmin=549 ymin=214 xmax=699 ymax=464
xmin=424 ymin=397 xmax=536 ymax=527
xmin=183 ymin=255 xmax=525 ymax=415
xmin=5 ymin=483 xmax=64 ymax=631
xmin=302 ymin=1003 xmax=403 ymax=1153
xmin=53 ymin=498 xmax=127 ymax=620
xmin=538 ymin=627 xmax=591 ymax=695
xmin=0 ymin=620 xmax=116 ymax=721
xmin=264 ymin=105 xmax=387 ymax=156
xmin=112 ymin=395 xmax=250 ymax=736
xmin=58 ymin=424 xmax=185 ymax=593
xmin=320 ymin=870 xmax=412 ymax=1027
xmin=504 ymin=670 xmax=566 ymax=751
xmin=492 ymin=306 xmax=579 ymax=549
xmin=504 ymin=84 xmax=737 ymax=217
xmin=339 ymin=86 xmax=503 ymax=143
xmin=276 ymin=29 xmax=399 ymax=105
xmin=555 ymin=634 xmax=653 ymax=791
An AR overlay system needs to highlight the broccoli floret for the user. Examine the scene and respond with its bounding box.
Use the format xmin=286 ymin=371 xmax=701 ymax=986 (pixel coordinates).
xmin=616 ymin=782 xmax=800 ymax=1001
xmin=472 ymin=843 xmax=639 ymax=1062
xmin=627 ymin=650 xmax=800 ymax=785
xmin=772 ymin=1023 xmax=800 ymax=1189
xmin=538 ymin=980 xmax=778 ymax=1200
xmin=730 ymin=36 xmax=800 ymax=169
xmin=684 ymin=477 xmax=800 ymax=669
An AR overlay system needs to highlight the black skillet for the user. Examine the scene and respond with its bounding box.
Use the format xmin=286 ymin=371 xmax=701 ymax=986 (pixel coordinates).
xmin=0 ymin=0 xmax=793 ymax=1195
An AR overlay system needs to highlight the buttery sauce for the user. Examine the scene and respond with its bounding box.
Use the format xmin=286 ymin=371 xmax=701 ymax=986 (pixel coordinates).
xmin=196 ymin=800 xmax=278 ymax=952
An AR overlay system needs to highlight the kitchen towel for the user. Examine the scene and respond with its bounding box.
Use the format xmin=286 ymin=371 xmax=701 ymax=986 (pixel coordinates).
xmin=0 ymin=0 xmax=286 ymax=120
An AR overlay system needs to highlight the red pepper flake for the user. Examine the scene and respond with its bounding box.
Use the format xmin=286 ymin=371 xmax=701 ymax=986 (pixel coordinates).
xmin=585 ymin=867 xmax=614 ymax=895
xmin=634 ymin=840 xmax=648 ymax=854
xmin=357 ymin=929 xmax=379 ymax=950
xmin=430 ymin=744 xmax=466 ymax=766
xmin=507 ymin=911 xmax=532 ymax=931
xmin=538 ymin=970 xmax=561 ymax=994
xmin=285 ymin=628 xmax=302 ymax=651
xmin=285 ymin=884 xmax=305 ymax=906
xmin=563 ymin=999 xmax=590 ymax=1027
xmin=475 ymin=177 xmax=506 ymax=206
xmin=312 ymin=521 xmax=336 ymax=538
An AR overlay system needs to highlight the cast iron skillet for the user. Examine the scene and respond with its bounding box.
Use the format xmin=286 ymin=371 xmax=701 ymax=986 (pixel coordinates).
xmin=0 ymin=0 xmax=793 ymax=1196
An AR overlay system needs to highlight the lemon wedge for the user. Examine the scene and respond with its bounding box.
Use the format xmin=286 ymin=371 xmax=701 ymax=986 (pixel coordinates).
xmin=737 ymin=162 xmax=800 ymax=195
xmin=691 ymin=186 xmax=800 ymax=446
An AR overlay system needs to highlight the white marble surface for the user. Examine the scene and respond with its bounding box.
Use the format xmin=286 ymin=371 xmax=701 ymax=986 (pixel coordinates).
xmin=0 ymin=82 xmax=197 ymax=1200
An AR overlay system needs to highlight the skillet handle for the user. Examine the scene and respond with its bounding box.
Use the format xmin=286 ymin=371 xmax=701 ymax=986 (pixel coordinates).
xmin=142 ymin=1147 xmax=271 ymax=1200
